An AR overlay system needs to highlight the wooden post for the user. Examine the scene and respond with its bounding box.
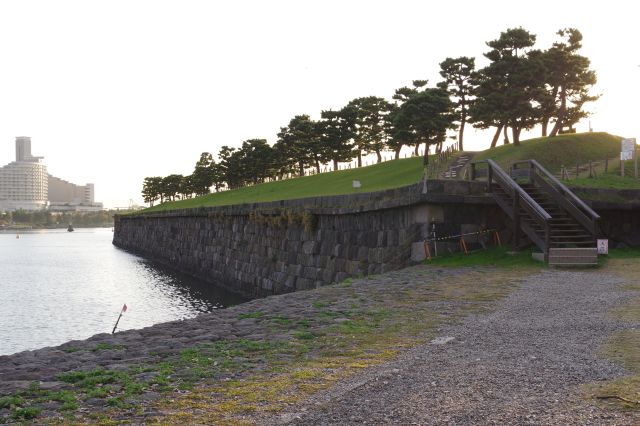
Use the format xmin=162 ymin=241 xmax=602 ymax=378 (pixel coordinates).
xmin=589 ymin=161 xmax=593 ymax=178
xmin=529 ymin=161 xmax=534 ymax=184
xmin=621 ymin=158 xmax=624 ymax=178
xmin=635 ymin=147 xmax=638 ymax=179
xmin=576 ymin=162 xmax=580 ymax=178
xmin=488 ymin=165 xmax=493 ymax=192
xmin=513 ymin=192 xmax=520 ymax=249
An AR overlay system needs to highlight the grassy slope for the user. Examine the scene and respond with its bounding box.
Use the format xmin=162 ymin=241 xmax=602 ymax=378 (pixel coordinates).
xmin=144 ymin=156 xmax=425 ymax=212
xmin=141 ymin=132 xmax=635 ymax=213
xmin=472 ymin=131 xmax=622 ymax=172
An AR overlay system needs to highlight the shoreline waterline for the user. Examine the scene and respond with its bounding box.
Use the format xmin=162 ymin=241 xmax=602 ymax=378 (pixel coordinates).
xmin=0 ymin=228 xmax=246 ymax=356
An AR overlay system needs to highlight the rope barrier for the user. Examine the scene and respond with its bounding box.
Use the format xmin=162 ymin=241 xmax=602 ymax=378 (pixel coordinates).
xmin=425 ymin=228 xmax=497 ymax=243
xmin=422 ymin=229 xmax=501 ymax=259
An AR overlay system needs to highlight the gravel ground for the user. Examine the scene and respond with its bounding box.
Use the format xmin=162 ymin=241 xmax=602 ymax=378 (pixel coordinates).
xmin=277 ymin=270 xmax=640 ymax=425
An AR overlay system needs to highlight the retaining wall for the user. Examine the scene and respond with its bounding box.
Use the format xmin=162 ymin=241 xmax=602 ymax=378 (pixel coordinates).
xmin=113 ymin=181 xmax=502 ymax=297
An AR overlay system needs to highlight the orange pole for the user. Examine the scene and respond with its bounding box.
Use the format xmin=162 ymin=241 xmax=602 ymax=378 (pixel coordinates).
xmin=424 ymin=241 xmax=432 ymax=261
xmin=460 ymin=238 xmax=468 ymax=254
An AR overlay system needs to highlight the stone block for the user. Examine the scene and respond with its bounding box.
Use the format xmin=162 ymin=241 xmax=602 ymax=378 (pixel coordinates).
xmin=303 ymin=266 xmax=317 ymax=280
xmin=284 ymin=275 xmax=297 ymax=290
xmin=411 ymin=241 xmax=427 ymax=262
xmin=335 ymin=272 xmax=349 ymax=283
xmin=322 ymin=269 xmax=335 ymax=282
xmin=345 ymin=260 xmax=361 ymax=276
xmin=357 ymin=246 xmax=369 ymax=261
xmin=302 ymin=240 xmax=319 ymax=255
xmin=296 ymin=277 xmax=314 ymax=290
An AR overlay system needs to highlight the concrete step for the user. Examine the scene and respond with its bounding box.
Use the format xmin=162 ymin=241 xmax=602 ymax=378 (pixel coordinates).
xmin=548 ymin=247 xmax=598 ymax=266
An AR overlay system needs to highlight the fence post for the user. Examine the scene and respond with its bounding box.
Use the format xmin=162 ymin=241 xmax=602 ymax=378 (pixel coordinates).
xmin=488 ymin=165 xmax=493 ymax=192
xmin=513 ymin=191 xmax=520 ymax=249
xmin=621 ymin=158 xmax=624 ymax=177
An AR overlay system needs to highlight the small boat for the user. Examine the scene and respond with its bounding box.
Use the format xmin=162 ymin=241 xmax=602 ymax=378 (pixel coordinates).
xmin=67 ymin=224 xmax=74 ymax=232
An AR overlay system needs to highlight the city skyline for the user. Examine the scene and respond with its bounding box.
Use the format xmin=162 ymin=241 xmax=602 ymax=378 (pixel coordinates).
xmin=0 ymin=1 xmax=637 ymax=208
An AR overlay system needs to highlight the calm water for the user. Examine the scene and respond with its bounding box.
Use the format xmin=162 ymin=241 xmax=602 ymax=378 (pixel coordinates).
xmin=0 ymin=228 xmax=246 ymax=356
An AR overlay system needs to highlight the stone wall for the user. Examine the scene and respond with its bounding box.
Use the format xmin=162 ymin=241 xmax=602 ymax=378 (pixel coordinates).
xmin=113 ymin=181 xmax=501 ymax=298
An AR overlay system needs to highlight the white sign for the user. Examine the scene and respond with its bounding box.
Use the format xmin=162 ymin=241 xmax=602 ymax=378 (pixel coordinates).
xmin=621 ymin=138 xmax=636 ymax=160
xmin=597 ymin=239 xmax=609 ymax=255
xmin=352 ymin=180 xmax=361 ymax=189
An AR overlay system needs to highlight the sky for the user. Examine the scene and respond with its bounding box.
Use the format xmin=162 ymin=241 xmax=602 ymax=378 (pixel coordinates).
xmin=0 ymin=0 xmax=637 ymax=208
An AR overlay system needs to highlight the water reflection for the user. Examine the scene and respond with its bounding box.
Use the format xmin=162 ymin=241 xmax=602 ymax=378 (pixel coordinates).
xmin=0 ymin=228 xmax=247 ymax=356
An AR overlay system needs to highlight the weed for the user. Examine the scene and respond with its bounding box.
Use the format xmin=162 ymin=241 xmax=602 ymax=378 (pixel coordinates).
xmin=10 ymin=407 xmax=41 ymax=421
xmin=0 ymin=396 xmax=24 ymax=409
xmin=293 ymin=331 xmax=316 ymax=340
xmin=237 ymin=312 xmax=264 ymax=320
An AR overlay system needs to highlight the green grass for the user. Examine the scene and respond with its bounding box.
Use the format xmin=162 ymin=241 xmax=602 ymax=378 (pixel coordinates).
xmin=569 ymin=159 xmax=640 ymax=189
xmin=141 ymin=156 xmax=425 ymax=212
xmin=606 ymin=247 xmax=640 ymax=259
xmin=136 ymin=132 xmax=636 ymax=214
xmin=426 ymin=247 xmax=543 ymax=268
xmin=473 ymin=132 xmax=623 ymax=173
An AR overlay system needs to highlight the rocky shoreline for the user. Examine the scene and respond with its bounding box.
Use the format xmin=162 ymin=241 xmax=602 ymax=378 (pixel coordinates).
xmin=1 ymin=263 xmax=638 ymax=424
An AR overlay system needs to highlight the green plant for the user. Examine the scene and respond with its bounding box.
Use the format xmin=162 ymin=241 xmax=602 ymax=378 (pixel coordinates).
xmin=301 ymin=211 xmax=318 ymax=232
xmin=238 ymin=311 xmax=264 ymax=320
xmin=10 ymin=407 xmax=41 ymax=421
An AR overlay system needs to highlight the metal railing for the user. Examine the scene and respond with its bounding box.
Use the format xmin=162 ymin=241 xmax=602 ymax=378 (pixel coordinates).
xmin=471 ymin=159 xmax=551 ymax=254
xmin=511 ymin=160 xmax=600 ymax=236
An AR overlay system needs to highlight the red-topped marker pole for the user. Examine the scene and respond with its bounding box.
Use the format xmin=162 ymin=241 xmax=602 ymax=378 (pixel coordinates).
xmin=111 ymin=304 xmax=128 ymax=334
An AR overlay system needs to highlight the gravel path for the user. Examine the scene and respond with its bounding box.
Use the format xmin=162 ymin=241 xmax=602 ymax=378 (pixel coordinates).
xmin=279 ymin=270 xmax=640 ymax=425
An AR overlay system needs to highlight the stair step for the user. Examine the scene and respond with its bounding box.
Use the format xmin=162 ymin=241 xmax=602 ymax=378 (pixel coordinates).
xmin=548 ymin=247 xmax=598 ymax=266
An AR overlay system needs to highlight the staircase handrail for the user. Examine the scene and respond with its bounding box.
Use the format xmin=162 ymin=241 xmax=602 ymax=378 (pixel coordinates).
xmin=512 ymin=160 xmax=600 ymax=234
xmin=473 ymin=159 xmax=552 ymax=223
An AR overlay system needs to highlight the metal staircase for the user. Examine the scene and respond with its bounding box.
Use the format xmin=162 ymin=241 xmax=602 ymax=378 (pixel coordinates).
xmin=470 ymin=159 xmax=600 ymax=265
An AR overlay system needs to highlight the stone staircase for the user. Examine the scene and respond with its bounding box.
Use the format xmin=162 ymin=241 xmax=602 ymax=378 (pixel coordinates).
xmin=441 ymin=152 xmax=475 ymax=179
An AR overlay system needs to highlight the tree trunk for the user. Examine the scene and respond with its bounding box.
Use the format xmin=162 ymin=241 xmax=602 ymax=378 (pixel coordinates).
xmin=376 ymin=149 xmax=382 ymax=163
xmin=458 ymin=116 xmax=466 ymax=151
xmin=394 ymin=147 xmax=401 ymax=159
xmin=512 ymin=126 xmax=522 ymax=146
xmin=542 ymin=85 xmax=559 ymax=137
xmin=503 ymin=126 xmax=511 ymax=145
xmin=549 ymin=86 xmax=566 ymax=137
xmin=315 ymin=158 xmax=320 ymax=174
xmin=357 ymin=152 xmax=362 ymax=168
xmin=333 ymin=159 xmax=339 ymax=171
xmin=414 ymin=144 xmax=420 ymax=156
xmin=490 ymin=124 xmax=504 ymax=148
xmin=298 ymin=161 xmax=304 ymax=177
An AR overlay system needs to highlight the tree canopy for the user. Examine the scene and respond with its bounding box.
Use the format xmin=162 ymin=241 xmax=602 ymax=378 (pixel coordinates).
xmin=142 ymin=26 xmax=600 ymax=205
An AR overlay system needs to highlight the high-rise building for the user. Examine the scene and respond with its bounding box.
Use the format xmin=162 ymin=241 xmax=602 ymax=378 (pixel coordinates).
xmin=0 ymin=137 xmax=102 ymax=211
xmin=0 ymin=137 xmax=48 ymax=211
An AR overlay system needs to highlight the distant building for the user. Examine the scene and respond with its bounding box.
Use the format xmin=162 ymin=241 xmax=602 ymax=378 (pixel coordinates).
xmin=0 ymin=137 xmax=103 ymax=212
xmin=0 ymin=137 xmax=48 ymax=211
